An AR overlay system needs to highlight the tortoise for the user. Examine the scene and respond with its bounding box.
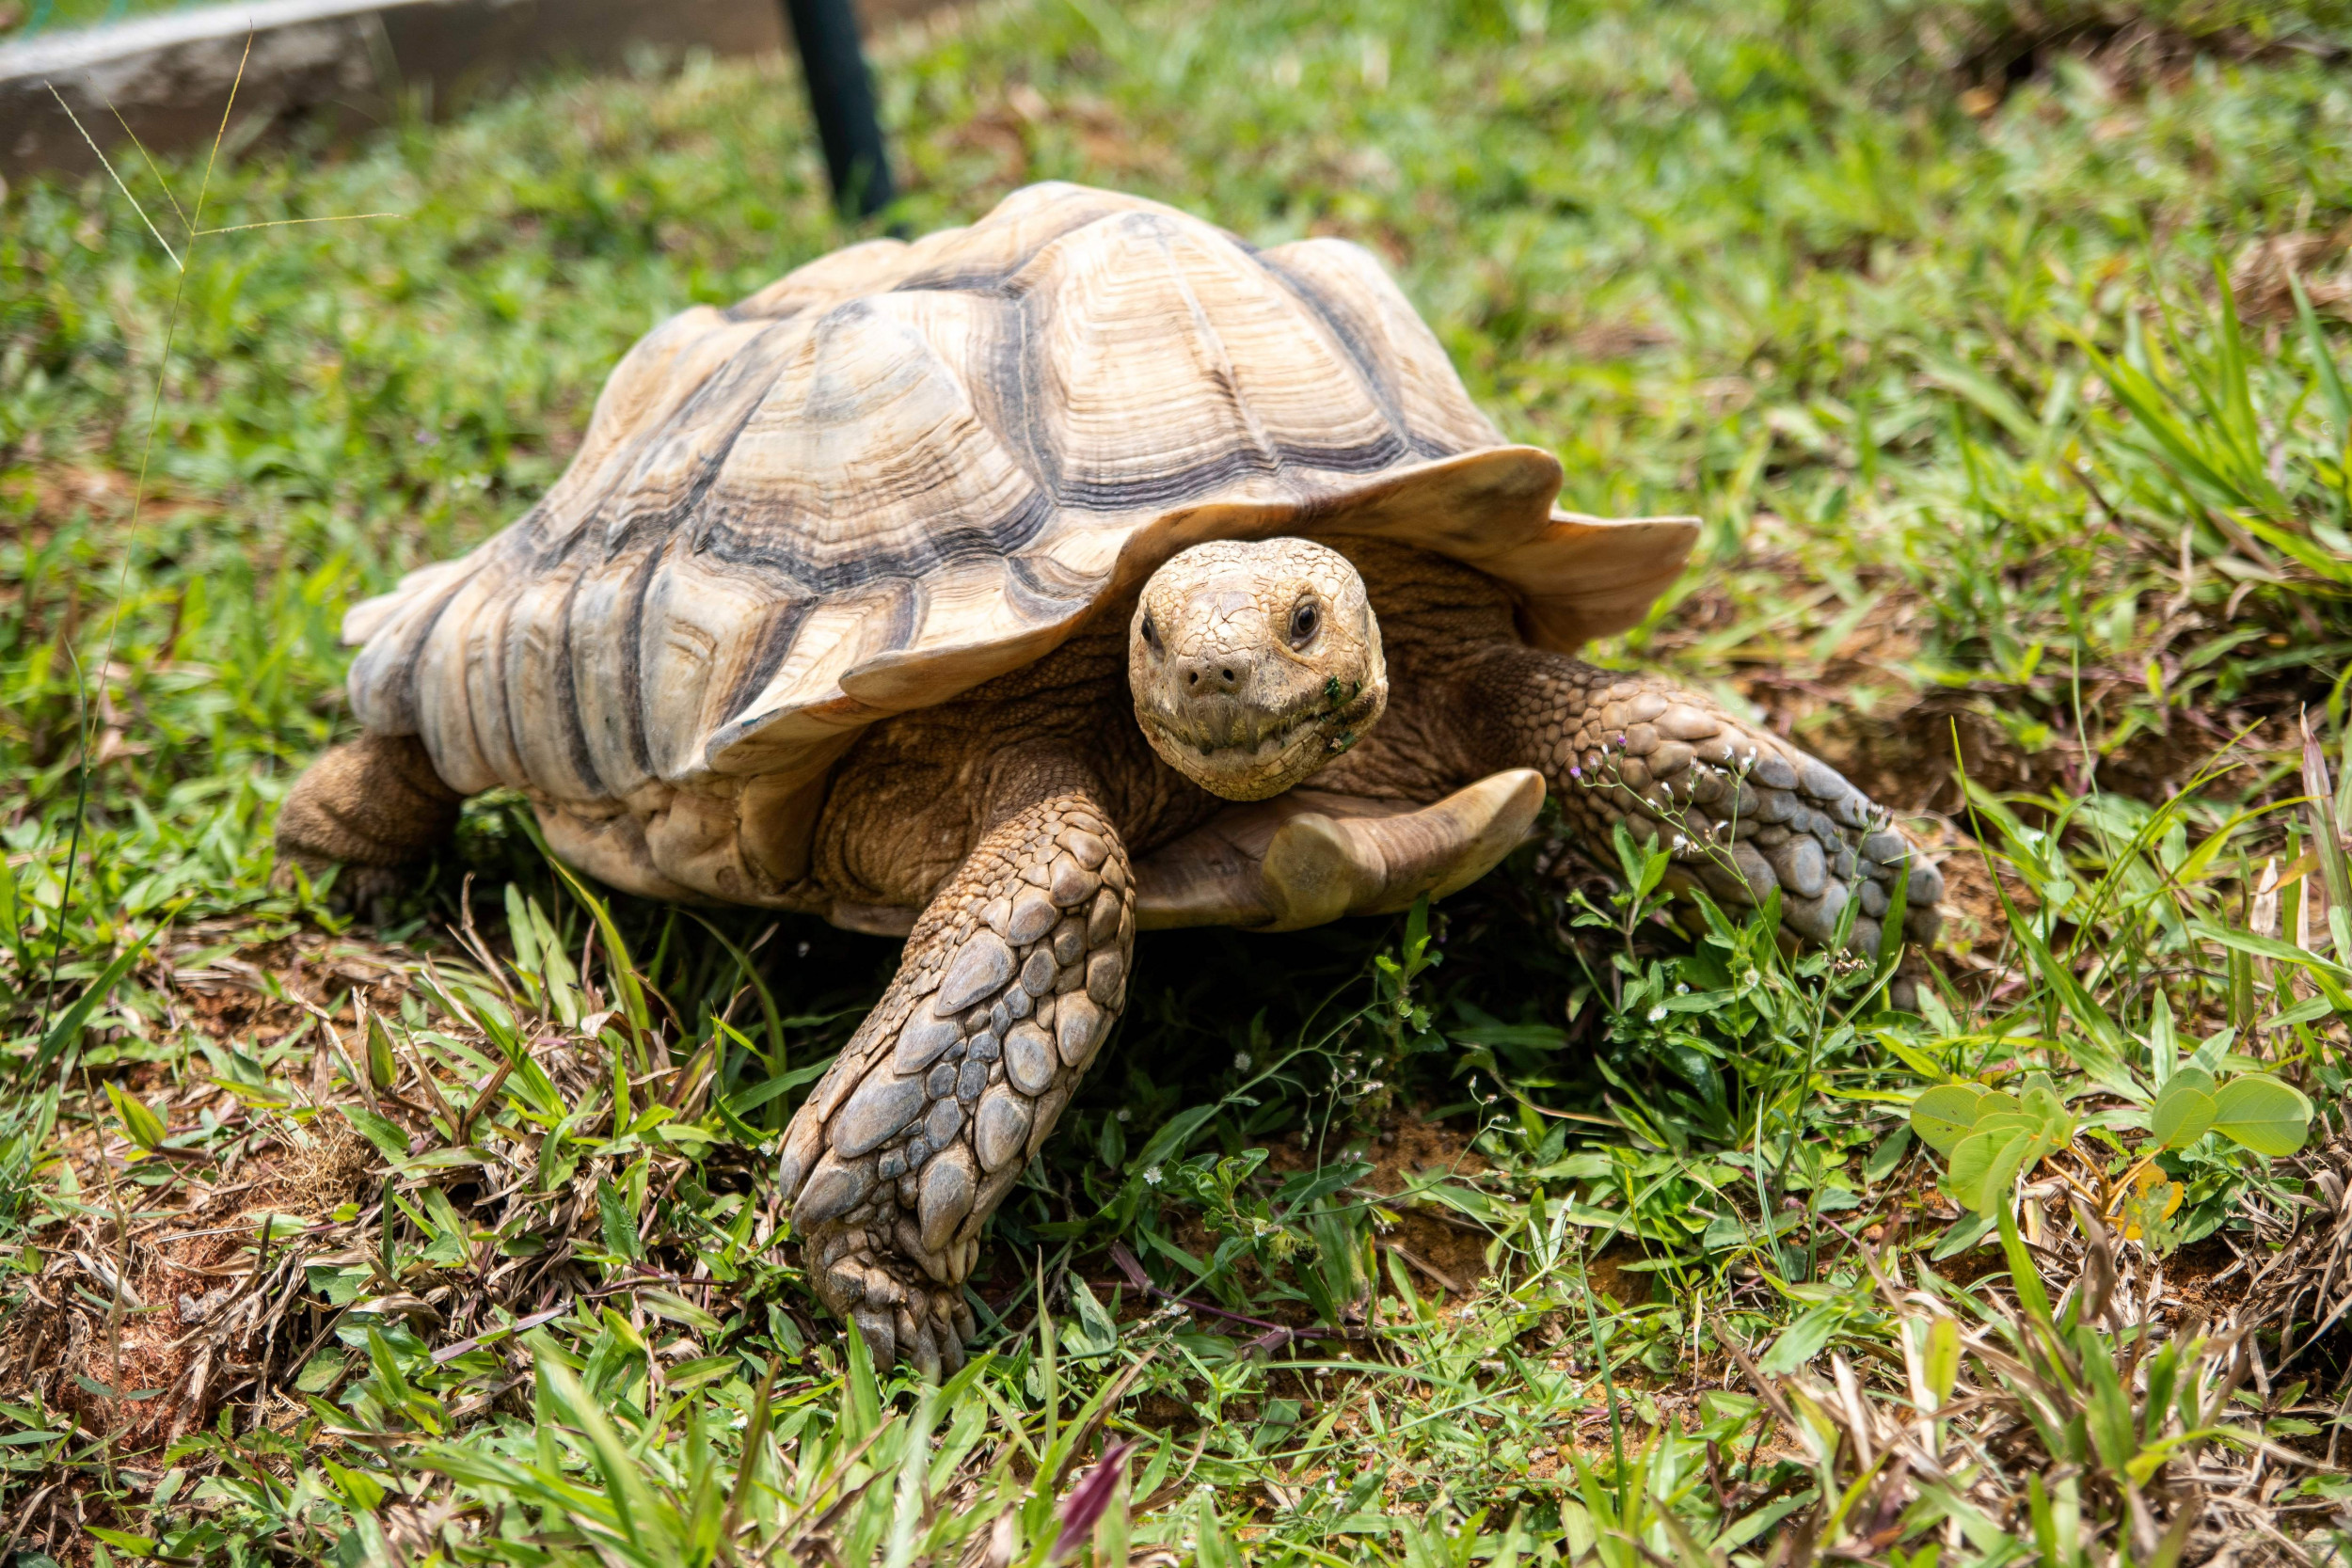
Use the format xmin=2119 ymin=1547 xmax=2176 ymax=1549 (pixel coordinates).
xmin=279 ymin=182 xmax=1943 ymax=1372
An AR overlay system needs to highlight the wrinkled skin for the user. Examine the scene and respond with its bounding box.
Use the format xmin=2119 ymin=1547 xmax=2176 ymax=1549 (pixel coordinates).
xmin=279 ymin=538 xmax=1942 ymax=1373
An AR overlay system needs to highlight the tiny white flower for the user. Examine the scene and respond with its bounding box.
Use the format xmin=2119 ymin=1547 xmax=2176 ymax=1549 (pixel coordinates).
xmin=1116 ymin=1107 xmax=1131 ymax=1122
xmin=1675 ymin=983 xmax=1690 ymax=994
xmin=1647 ymin=1004 xmax=1667 ymax=1022
xmin=1143 ymin=1165 xmax=1163 ymax=1186
xmin=1234 ymin=1052 xmax=1253 ymax=1071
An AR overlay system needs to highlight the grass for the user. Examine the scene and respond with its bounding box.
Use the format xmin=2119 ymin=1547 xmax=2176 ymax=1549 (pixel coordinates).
xmin=5 ymin=0 xmax=2352 ymax=1560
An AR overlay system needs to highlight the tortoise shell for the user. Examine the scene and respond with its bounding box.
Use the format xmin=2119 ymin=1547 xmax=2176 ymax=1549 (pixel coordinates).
xmin=342 ymin=182 xmax=1697 ymax=901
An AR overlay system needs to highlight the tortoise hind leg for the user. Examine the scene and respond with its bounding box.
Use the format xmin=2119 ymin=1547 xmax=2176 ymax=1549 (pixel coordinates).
xmin=276 ymin=733 xmax=463 ymax=905
xmin=776 ymin=752 xmax=1133 ymax=1375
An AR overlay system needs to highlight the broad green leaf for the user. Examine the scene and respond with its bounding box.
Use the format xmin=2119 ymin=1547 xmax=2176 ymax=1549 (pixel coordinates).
xmin=1947 ymin=1125 xmax=2035 ymax=1214
xmin=1910 ymin=1085 xmax=1988 ymax=1154
xmin=2190 ymin=1027 xmax=2235 ymax=1076
xmin=1966 ymin=1111 xmax=2040 ymax=1141
xmin=638 ymin=1288 xmax=723 ymax=1337
xmin=2196 ymin=921 xmax=2352 ymax=977
xmin=1759 ymin=1302 xmax=1839 ymax=1374
xmin=294 ymin=1351 xmax=351 ymax=1393
xmin=1931 ymin=1209 xmax=1997 ymax=1259
xmin=2209 ymin=1074 xmax=2312 ymax=1157
xmin=2147 ymin=990 xmax=2179 ymax=1085
xmin=2079 ymin=1323 xmax=2137 ymax=1473
xmin=1864 ymin=1126 xmax=1913 ymax=1181
xmin=1921 ymin=1314 xmax=1960 ymax=1409
xmin=596 ymin=1177 xmax=644 ymax=1261
xmin=2024 ymin=1094 xmax=2076 ymax=1152
xmin=2149 ymin=1081 xmax=2217 ymax=1150
xmin=86 ymin=1528 xmax=156 ymax=1556
xmin=2020 ymin=1084 xmax=2071 ymax=1126
xmin=2163 ymin=1065 xmax=2217 ymax=1099
xmin=393 ymin=1148 xmax=486 ymax=1172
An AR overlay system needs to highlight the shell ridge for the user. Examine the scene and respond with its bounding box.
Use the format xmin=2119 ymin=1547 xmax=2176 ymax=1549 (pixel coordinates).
xmin=1003 ymin=550 xmax=1102 ymax=622
xmin=549 ymin=559 xmax=610 ymax=800
xmin=691 ymin=301 xmax=1058 ymax=596
xmin=615 ymin=535 xmax=674 ymax=784
xmin=479 ymin=562 xmax=533 ymax=791
xmin=532 ymin=309 xmax=763 ymax=551
xmin=941 ymin=267 xmax=1054 ymax=516
xmin=347 ymin=531 xmax=521 ymax=736
xmin=1259 ymin=237 xmax=1503 ymax=460
xmin=599 ymin=320 xmax=803 ymax=562
xmin=677 ymin=383 xmax=787 ymax=559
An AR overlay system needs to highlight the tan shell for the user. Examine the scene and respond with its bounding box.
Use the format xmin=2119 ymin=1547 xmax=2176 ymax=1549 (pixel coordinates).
xmin=342 ymin=182 xmax=1696 ymax=904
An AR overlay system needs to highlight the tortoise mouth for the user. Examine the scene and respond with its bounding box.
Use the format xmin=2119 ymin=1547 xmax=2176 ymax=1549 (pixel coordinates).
xmin=1136 ymin=681 xmax=1384 ymax=800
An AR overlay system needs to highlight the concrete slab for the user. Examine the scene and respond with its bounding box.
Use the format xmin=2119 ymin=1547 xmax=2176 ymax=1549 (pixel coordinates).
xmin=1 ymin=0 xmax=942 ymax=180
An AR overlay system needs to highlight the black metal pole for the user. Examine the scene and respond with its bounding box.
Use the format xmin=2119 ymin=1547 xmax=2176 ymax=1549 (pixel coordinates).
xmin=783 ymin=0 xmax=894 ymax=219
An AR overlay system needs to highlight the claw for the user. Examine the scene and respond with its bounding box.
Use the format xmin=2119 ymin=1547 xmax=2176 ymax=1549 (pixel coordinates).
xmin=853 ymin=1309 xmax=897 ymax=1368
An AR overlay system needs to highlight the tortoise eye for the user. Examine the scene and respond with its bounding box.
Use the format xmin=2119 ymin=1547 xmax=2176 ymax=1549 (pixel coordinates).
xmin=1140 ymin=613 xmax=1161 ymax=652
xmin=1288 ymin=600 xmax=1320 ymax=644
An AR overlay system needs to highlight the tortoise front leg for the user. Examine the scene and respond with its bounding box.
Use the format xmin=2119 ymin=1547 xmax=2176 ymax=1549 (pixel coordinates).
xmin=1458 ymin=646 xmax=1943 ymax=954
xmin=775 ymin=756 xmax=1133 ymax=1374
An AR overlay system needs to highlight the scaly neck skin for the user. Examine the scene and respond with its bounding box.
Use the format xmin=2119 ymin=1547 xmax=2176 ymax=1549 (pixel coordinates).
xmin=810 ymin=540 xmax=1514 ymax=915
xmin=1306 ymin=539 xmax=1525 ymax=804
xmin=807 ymin=609 xmax=1223 ymax=912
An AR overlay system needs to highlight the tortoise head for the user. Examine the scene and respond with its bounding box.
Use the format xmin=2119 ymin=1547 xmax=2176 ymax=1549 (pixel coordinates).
xmin=1129 ymin=538 xmax=1389 ymax=801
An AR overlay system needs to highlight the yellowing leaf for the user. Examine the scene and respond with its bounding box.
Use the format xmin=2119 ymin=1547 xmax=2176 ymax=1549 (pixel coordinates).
xmin=2121 ymin=1163 xmax=2183 ymax=1241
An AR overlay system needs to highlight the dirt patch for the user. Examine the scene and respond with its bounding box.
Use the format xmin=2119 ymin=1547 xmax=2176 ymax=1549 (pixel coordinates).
xmin=1926 ymin=830 xmax=2029 ymax=964
xmin=1362 ymin=1112 xmax=1498 ymax=1300
xmin=1253 ymin=1106 xmax=1500 ymax=1301
xmin=1654 ymin=562 xmax=2311 ymax=829
xmin=0 ymin=926 xmax=412 ymax=1465
xmin=1917 ymin=0 xmax=2344 ymax=119
xmin=2 ymin=1109 xmax=379 ymax=1457
xmin=2233 ymin=228 xmax=2352 ymax=323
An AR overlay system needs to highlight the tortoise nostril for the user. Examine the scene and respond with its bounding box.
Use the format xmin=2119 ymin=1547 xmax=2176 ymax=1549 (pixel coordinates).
xmin=1179 ymin=658 xmax=1242 ymax=692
